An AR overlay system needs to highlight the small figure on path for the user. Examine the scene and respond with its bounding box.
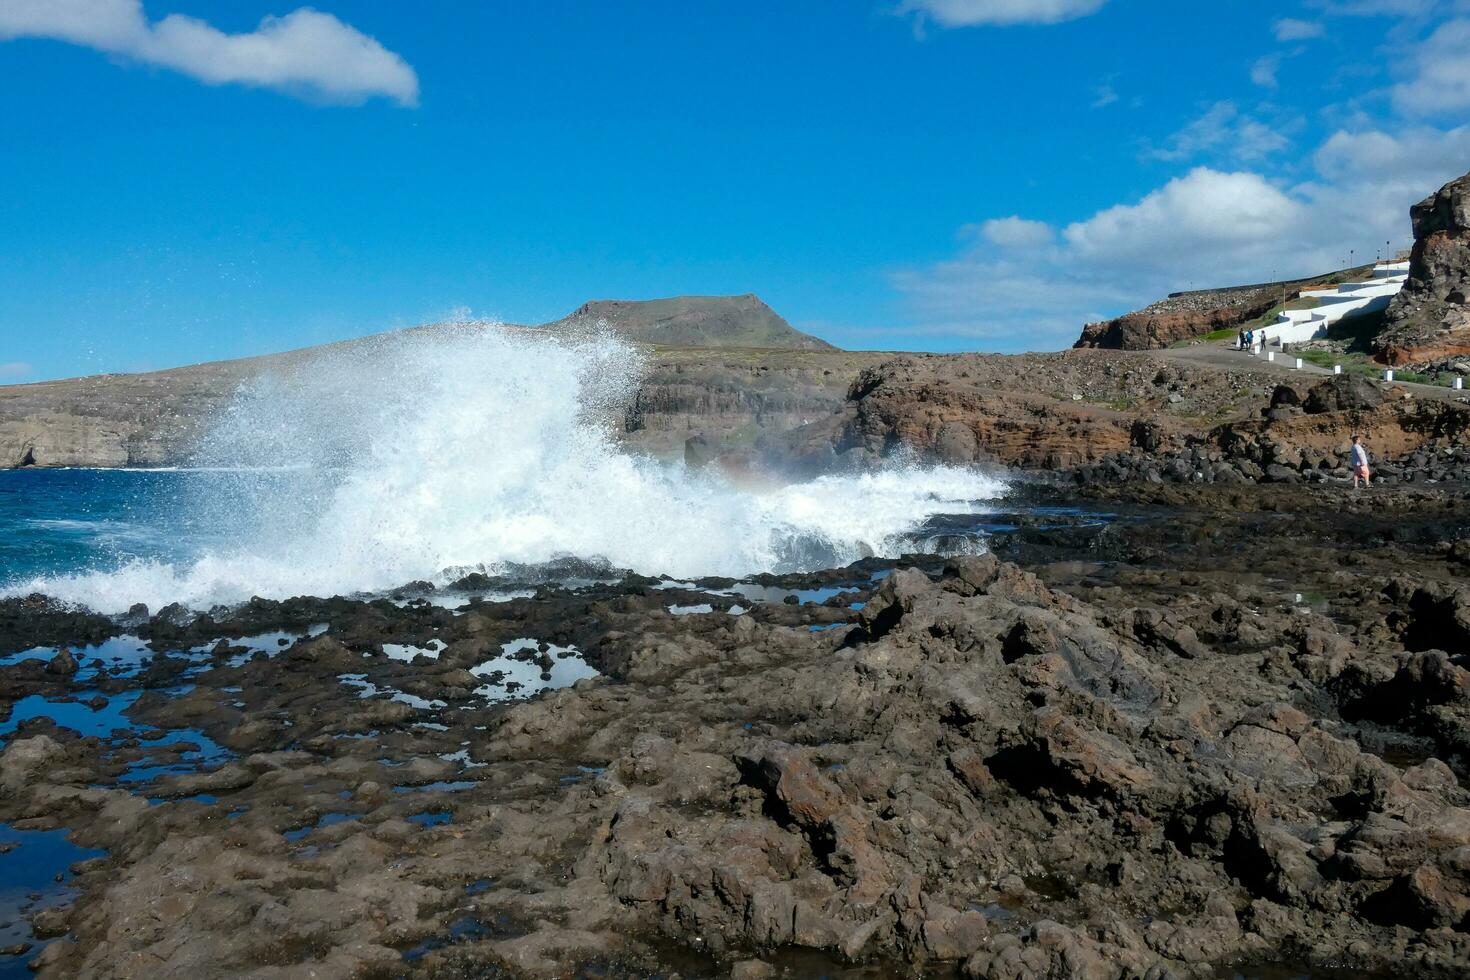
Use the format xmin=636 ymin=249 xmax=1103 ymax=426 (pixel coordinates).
xmin=1350 ymin=434 xmax=1372 ymax=489
xmin=1244 ymin=329 xmax=1254 ymax=353
xmin=1238 ymin=328 xmax=1246 ymax=350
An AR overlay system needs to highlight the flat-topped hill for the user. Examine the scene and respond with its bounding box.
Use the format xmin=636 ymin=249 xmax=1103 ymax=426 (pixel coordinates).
xmin=540 ymin=294 xmax=836 ymax=351
xmin=0 ymin=297 xmax=850 ymax=468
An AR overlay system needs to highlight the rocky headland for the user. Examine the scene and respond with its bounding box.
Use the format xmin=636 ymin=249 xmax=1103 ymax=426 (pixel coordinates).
xmin=741 ymin=350 xmax=1470 ymax=488
xmin=1377 ymin=171 xmax=1470 ymax=370
xmin=5 ymin=474 xmax=1470 ymax=977
xmin=7 ymin=168 xmax=1470 ymax=980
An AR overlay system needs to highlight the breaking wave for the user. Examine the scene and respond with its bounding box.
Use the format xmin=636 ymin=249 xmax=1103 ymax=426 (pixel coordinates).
xmin=11 ymin=323 xmax=1005 ymax=613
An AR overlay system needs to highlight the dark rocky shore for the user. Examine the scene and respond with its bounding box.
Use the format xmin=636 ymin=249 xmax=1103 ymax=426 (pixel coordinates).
xmin=4 ymin=477 xmax=1470 ymax=978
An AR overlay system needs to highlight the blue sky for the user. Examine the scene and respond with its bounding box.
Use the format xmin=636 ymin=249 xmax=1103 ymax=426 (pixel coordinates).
xmin=2 ymin=0 xmax=1469 ymax=382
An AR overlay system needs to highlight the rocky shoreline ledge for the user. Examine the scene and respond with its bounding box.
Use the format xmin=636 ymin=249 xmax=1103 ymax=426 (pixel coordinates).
xmin=4 ymin=481 xmax=1470 ymax=978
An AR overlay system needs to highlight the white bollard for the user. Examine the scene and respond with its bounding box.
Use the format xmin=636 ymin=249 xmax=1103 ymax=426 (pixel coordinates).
xmin=1334 ymin=365 xmax=1342 ymax=375
xmin=1294 ymin=358 xmax=1303 ymax=370
xmin=1266 ymin=351 xmax=1275 ymax=362
xmin=1456 ymin=377 xmax=1465 ymax=390
xmin=1384 ymin=369 xmax=1395 ymax=381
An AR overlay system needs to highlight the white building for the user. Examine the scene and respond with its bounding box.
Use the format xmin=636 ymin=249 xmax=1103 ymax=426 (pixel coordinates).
xmin=1254 ymin=262 xmax=1408 ymax=348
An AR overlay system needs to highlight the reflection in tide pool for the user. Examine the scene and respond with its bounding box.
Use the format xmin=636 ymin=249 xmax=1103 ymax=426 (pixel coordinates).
xmin=470 ymin=638 xmax=599 ymax=702
xmin=0 ymin=824 xmax=106 ymax=973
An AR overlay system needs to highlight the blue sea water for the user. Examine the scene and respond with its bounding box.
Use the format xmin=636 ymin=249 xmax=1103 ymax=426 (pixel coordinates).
xmin=0 ymin=467 xmax=337 ymax=606
xmin=0 ymin=469 xmax=216 ymax=587
xmin=1 ymin=330 xmax=1032 ymax=615
xmin=0 ymin=824 xmax=106 ymax=976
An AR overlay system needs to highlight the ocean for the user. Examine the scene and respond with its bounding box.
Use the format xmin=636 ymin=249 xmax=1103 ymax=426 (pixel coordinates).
xmin=0 ymin=326 xmax=1009 ymax=615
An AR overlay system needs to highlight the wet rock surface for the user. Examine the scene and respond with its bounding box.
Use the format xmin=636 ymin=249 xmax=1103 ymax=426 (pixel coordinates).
xmin=3 ymin=483 xmax=1470 ymax=977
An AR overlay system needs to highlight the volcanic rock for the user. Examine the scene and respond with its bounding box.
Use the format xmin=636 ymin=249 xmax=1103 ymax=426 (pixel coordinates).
xmin=1377 ymin=169 xmax=1470 ymax=368
xmin=541 ymin=294 xmax=836 ymax=351
xmin=1303 ymin=374 xmax=1385 ymax=414
xmin=1075 ymin=270 xmax=1366 ymax=351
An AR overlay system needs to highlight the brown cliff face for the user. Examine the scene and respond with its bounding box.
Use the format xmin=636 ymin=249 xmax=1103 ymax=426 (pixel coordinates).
xmin=1377 ymin=170 xmax=1470 ymax=368
xmin=1074 ymin=294 xmax=1279 ymax=350
xmin=754 ymin=350 xmax=1295 ymax=475
xmin=0 ymin=302 xmax=851 ymax=469
xmin=1075 ymin=269 xmax=1375 ymax=351
xmin=621 ymin=348 xmax=887 ymax=459
xmin=0 ymin=363 xmax=263 ymax=469
xmin=1209 ymin=380 xmax=1470 ymax=464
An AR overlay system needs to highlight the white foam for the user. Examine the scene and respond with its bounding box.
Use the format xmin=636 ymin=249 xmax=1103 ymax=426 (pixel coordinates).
xmin=10 ymin=324 xmax=1005 ymax=613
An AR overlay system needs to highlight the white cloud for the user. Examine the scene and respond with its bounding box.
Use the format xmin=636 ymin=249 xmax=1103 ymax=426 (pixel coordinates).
xmin=1274 ymin=18 xmax=1326 ymax=40
xmin=1063 ymin=168 xmax=1303 ymax=263
xmin=1251 ymin=54 xmax=1283 ymax=87
xmin=889 ymin=127 xmax=1470 ymax=347
xmin=897 ymin=0 xmax=1108 ymax=28
xmin=1148 ymin=101 xmax=1294 ymax=163
xmin=0 ymin=0 xmax=418 ymax=106
xmin=1392 ymin=18 xmax=1470 ymax=115
xmin=1308 ymin=0 xmax=1445 ymax=15
xmin=1304 ymin=125 xmax=1470 ymax=250
xmin=1091 ymin=80 xmax=1119 ymax=108
xmin=980 ymin=216 xmax=1055 ymax=249
xmin=887 ymin=256 xmax=1135 ymax=345
xmin=0 ymin=362 xmax=33 ymax=379
xmin=1313 ymin=123 xmax=1470 ymax=183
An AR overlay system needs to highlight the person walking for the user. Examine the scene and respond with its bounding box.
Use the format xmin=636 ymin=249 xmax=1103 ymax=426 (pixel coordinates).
xmin=1350 ymin=434 xmax=1372 ymax=489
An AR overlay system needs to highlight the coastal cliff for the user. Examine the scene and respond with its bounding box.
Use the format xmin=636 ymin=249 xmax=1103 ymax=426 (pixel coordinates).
xmin=0 ymin=296 xmax=856 ymax=469
xmin=1377 ymin=169 xmax=1470 ymax=369
xmin=1073 ymin=268 xmax=1377 ymax=352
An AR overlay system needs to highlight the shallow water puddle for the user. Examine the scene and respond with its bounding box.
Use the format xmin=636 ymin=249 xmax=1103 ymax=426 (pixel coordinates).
xmin=0 ymin=687 xmax=235 ymax=792
xmin=392 ymin=780 xmax=479 ymax=794
xmin=0 ymin=824 xmax=105 ymax=972
xmin=0 ymin=690 xmax=142 ymax=740
xmin=392 ymin=589 xmax=536 ymax=610
xmin=218 ymin=624 xmax=329 ymax=667
xmin=382 ymin=639 xmax=445 ymax=662
xmin=115 ymin=727 xmax=231 ymax=785
xmin=337 ymin=673 xmax=446 ymax=710
xmin=723 ymin=583 xmax=857 ymax=605
xmin=399 ymin=913 xmax=518 ymax=962
xmin=559 ymin=765 xmax=605 ymax=787
xmin=469 ymin=638 xmax=598 ymax=702
xmin=0 ymin=635 xmax=156 ymax=681
xmin=438 ymin=747 xmax=487 ymax=769
xmin=407 ymin=811 xmax=452 ymax=828
xmin=283 ymin=811 xmax=360 ymax=843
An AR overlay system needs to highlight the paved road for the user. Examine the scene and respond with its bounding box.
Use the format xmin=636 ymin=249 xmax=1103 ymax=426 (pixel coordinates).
xmin=1148 ymin=342 xmax=1468 ymax=404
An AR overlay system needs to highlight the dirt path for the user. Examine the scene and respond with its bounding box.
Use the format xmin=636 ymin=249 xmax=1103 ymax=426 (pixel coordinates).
xmin=1150 ymin=342 xmax=1467 ymax=403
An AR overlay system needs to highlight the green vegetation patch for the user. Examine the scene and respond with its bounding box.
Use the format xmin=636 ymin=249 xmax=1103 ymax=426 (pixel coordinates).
xmin=1294 ymin=349 xmax=1449 ymax=387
